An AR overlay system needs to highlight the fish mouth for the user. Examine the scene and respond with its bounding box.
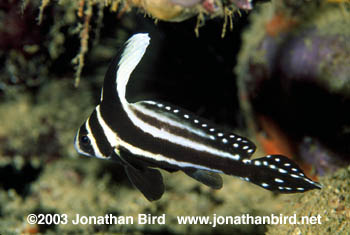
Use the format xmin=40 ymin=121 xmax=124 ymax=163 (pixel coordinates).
xmin=73 ymin=132 xmax=79 ymax=153
xmin=73 ymin=131 xmax=88 ymax=157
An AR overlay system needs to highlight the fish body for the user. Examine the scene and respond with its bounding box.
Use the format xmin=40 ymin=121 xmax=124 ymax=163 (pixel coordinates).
xmin=74 ymin=33 xmax=321 ymax=201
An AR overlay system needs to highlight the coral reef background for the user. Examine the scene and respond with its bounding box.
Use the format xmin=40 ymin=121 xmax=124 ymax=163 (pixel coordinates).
xmin=0 ymin=0 xmax=349 ymax=234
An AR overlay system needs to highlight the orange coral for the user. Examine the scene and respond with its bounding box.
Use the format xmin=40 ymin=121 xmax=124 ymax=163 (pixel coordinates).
xmin=256 ymin=115 xmax=315 ymax=180
xmin=265 ymin=13 xmax=297 ymax=37
xmin=256 ymin=115 xmax=295 ymax=157
xmin=128 ymin=0 xmax=194 ymax=21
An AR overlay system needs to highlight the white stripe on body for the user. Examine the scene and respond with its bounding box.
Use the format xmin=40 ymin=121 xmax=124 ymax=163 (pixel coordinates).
xmin=135 ymin=101 xmax=213 ymax=140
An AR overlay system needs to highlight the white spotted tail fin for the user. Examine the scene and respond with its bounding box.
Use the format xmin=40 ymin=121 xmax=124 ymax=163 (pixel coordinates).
xmin=245 ymin=155 xmax=321 ymax=193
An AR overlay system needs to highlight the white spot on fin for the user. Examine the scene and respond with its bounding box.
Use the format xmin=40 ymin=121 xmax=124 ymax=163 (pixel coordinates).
xmin=275 ymin=178 xmax=284 ymax=183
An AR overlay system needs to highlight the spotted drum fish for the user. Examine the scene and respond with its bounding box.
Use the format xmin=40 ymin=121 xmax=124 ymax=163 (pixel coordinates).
xmin=74 ymin=33 xmax=321 ymax=201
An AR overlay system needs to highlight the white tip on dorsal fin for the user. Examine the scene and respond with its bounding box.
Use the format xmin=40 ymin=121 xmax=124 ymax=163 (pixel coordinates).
xmin=117 ymin=33 xmax=150 ymax=104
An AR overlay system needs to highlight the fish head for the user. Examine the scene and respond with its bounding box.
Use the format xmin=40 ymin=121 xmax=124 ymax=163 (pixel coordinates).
xmin=74 ymin=112 xmax=113 ymax=160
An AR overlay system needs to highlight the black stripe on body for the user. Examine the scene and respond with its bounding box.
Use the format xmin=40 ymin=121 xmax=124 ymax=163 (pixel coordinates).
xmin=88 ymin=108 xmax=113 ymax=158
xmin=100 ymin=101 xmax=250 ymax=175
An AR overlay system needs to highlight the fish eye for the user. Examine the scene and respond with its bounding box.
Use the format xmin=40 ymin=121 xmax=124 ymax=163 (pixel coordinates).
xmin=80 ymin=135 xmax=90 ymax=145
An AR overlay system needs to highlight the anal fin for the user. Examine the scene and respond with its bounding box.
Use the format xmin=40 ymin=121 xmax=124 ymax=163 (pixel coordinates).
xmin=184 ymin=169 xmax=223 ymax=190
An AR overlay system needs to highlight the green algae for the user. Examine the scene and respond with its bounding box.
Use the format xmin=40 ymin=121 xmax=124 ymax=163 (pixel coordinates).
xmin=0 ymin=156 xmax=299 ymax=234
xmin=0 ymin=79 xmax=93 ymax=164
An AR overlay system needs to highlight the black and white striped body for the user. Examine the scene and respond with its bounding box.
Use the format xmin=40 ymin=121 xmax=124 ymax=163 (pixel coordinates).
xmin=74 ymin=33 xmax=321 ymax=201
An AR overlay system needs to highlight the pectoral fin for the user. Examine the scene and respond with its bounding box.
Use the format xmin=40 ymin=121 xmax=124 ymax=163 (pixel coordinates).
xmin=124 ymin=166 xmax=164 ymax=201
xmin=184 ymin=169 xmax=223 ymax=190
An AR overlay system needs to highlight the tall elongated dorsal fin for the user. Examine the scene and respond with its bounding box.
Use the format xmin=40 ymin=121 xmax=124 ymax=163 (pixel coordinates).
xmin=101 ymin=33 xmax=150 ymax=104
